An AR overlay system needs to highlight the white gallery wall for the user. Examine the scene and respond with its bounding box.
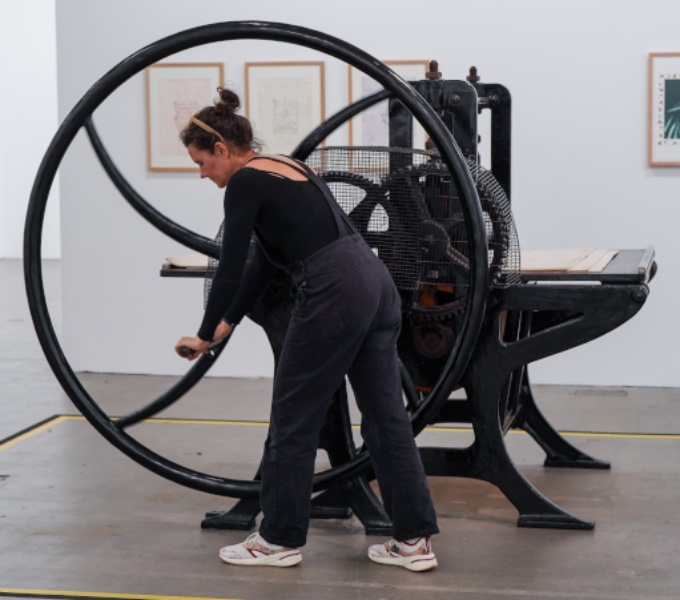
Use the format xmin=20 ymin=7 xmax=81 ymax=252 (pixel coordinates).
xmin=0 ymin=0 xmax=60 ymax=258
xmin=54 ymin=0 xmax=680 ymax=386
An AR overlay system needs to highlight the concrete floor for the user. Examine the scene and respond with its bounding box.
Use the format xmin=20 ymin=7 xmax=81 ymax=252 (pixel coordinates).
xmin=1 ymin=258 xmax=679 ymax=600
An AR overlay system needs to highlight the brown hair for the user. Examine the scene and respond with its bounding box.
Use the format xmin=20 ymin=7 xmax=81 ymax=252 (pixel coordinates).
xmin=180 ymin=88 xmax=261 ymax=154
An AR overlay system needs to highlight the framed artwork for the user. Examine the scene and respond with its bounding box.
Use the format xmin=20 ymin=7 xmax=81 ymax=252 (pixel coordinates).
xmin=648 ymin=52 xmax=680 ymax=166
xmin=348 ymin=60 xmax=429 ymax=148
xmin=146 ymin=62 xmax=224 ymax=171
xmin=245 ymin=62 xmax=325 ymax=154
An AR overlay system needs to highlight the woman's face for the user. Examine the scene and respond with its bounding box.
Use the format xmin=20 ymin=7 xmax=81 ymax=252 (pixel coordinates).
xmin=187 ymin=143 xmax=235 ymax=188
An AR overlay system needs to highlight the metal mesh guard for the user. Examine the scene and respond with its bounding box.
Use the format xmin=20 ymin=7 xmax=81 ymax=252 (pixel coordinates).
xmin=307 ymin=146 xmax=520 ymax=291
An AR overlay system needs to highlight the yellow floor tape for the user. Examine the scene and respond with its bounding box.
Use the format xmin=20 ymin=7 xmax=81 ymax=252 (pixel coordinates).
xmin=0 ymin=589 xmax=239 ymax=600
xmin=1 ymin=414 xmax=679 ymax=455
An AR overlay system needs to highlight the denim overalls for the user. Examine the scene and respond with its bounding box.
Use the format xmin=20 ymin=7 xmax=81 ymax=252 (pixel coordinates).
xmin=248 ymin=157 xmax=439 ymax=547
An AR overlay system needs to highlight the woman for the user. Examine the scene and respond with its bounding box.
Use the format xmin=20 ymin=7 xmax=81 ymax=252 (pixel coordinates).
xmin=175 ymin=88 xmax=439 ymax=571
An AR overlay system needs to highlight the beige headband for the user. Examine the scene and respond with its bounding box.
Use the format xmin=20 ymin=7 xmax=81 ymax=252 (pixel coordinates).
xmin=189 ymin=116 xmax=227 ymax=145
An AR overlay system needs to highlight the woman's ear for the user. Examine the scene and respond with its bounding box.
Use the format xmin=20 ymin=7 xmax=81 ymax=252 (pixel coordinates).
xmin=214 ymin=141 xmax=230 ymax=158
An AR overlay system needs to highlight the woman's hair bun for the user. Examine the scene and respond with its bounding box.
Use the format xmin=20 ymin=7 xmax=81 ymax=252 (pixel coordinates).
xmin=181 ymin=86 xmax=260 ymax=152
xmin=215 ymin=87 xmax=241 ymax=114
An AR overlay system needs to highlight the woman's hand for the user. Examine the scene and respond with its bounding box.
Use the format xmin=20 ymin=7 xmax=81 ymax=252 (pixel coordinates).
xmin=213 ymin=320 xmax=234 ymax=342
xmin=175 ymin=336 xmax=211 ymax=360
xmin=175 ymin=322 xmax=234 ymax=360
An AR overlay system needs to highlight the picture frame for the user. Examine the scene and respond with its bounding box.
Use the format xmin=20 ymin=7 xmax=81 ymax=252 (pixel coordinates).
xmin=245 ymin=61 xmax=325 ymax=154
xmin=145 ymin=62 xmax=224 ymax=171
xmin=648 ymin=52 xmax=680 ymax=166
xmin=348 ymin=60 xmax=430 ymax=148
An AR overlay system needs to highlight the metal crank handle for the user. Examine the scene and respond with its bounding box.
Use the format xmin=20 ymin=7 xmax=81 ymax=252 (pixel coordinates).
xmin=178 ymin=339 xmax=223 ymax=358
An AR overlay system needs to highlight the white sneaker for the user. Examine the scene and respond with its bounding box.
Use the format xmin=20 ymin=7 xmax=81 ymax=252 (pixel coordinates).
xmin=367 ymin=536 xmax=437 ymax=572
xmin=219 ymin=532 xmax=302 ymax=567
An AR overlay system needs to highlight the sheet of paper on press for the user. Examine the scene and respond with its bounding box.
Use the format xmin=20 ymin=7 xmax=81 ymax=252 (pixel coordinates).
xmin=165 ymin=253 xmax=209 ymax=269
xmin=520 ymin=248 xmax=618 ymax=273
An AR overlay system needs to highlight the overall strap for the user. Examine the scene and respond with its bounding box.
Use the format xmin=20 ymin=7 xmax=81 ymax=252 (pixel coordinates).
xmin=244 ymin=155 xmax=356 ymax=238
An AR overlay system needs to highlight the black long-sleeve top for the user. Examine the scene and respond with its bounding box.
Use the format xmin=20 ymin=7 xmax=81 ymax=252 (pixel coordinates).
xmin=197 ymin=166 xmax=338 ymax=341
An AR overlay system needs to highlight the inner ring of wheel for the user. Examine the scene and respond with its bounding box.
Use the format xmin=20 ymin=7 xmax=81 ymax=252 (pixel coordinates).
xmin=24 ymin=21 xmax=488 ymax=498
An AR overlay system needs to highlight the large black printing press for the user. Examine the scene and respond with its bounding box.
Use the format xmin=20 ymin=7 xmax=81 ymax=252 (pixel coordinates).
xmin=25 ymin=22 xmax=656 ymax=535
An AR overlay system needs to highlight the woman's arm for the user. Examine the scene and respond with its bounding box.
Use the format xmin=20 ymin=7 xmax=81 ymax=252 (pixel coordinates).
xmin=222 ymin=240 xmax=275 ymax=327
xmin=196 ymin=171 xmax=263 ymax=341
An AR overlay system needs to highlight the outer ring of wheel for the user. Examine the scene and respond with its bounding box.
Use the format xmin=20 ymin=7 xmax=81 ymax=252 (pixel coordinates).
xmin=24 ymin=21 xmax=488 ymax=498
